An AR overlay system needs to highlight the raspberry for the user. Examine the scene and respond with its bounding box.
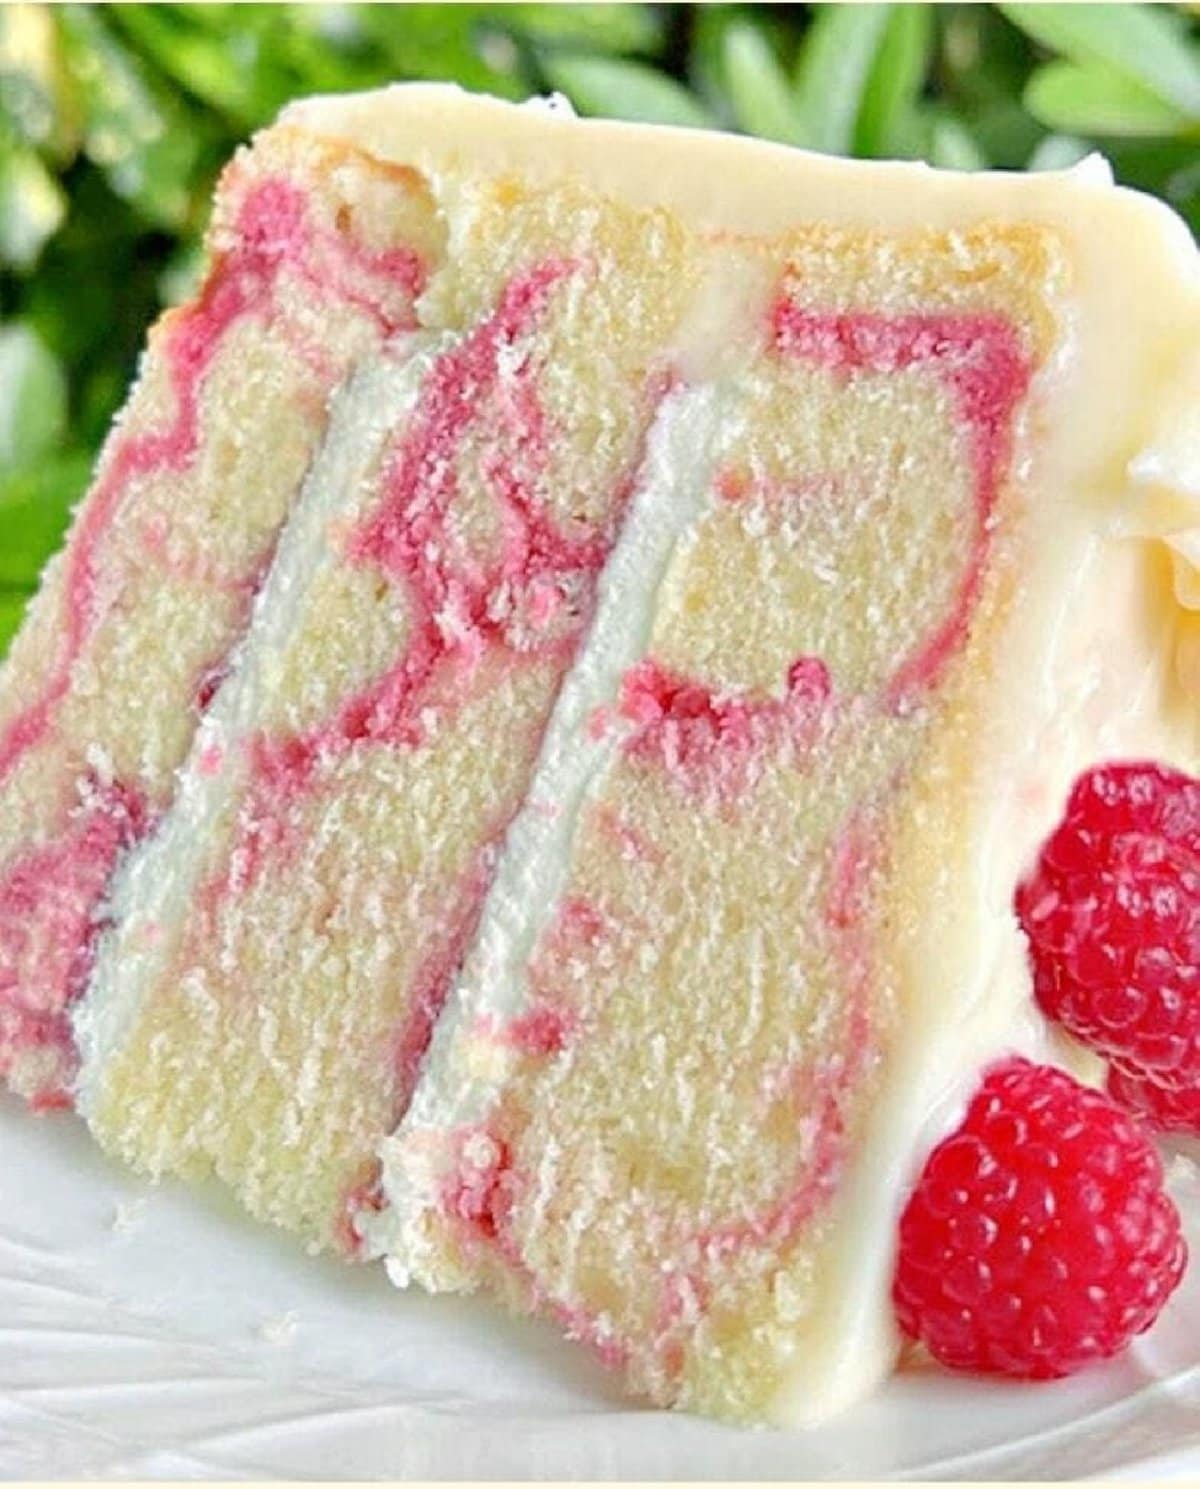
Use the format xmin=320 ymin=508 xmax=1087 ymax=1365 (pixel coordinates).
xmin=1108 ymin=1063 xmax=1200 ymax=1136
xmin=893 ymin=1058 xmax=1187 ymax=1379
xmin=1016 ymin=762 xmax=1200 ymax=1091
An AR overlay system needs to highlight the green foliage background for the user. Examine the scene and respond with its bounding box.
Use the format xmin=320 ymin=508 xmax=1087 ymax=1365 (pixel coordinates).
xmin=1 ymin=2 xmax=1199 ymax=655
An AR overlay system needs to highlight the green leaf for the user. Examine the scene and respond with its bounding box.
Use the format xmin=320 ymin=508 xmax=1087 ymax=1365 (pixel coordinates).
xmin=158 ymin=237 xmax=207 ymax=308
xmin=793 ymin=3 xmax=892 ymax=156
xmin=1025 ymin=60 xmax=1191 ymax=138
xmin=1000 ymin=4 xmax=1200 ymax=119
xmin=967 ymin=98 xmax=1041 ymax=167
xmin=167 ymin=5 xmax=262 ymax=36
xmin=57 ymin=5 xmax=207 ymax=230
xmin=107 ymin=6 xmax=297 ymax=131
xmin=0 ymin=588 xmax=32 ymax=659
xmin=542 ymin=54 xmax=714 ymax=129
xmin=0 ymin=3 xmax=79 ymax=160
xmin=0 ymin=323 xmax=67 ymax=472
xmin=928 ymin=114 xmax=988 ymax=172
xmin=1027 ymin=132 xmax=1092 ymax=171
xmin=353 ymin=6 xmax=524 ymax=98
xmin=271 ymin=7 xmax=410 ymax=97
xmin=77 ymin=366 xmax=130 ymax=450
xmin=1166 ymin=155 xmax=1200 ymax=208
xmin=0 ymin=134 xmax=65 ymax=268
xmin=20 ymin=164 xmax=163 ymax=392
xmin=499 ymin=5 xmax=663 ymax=57
xmin=0 ymin=450 xmax=91 ymax=588
xmin=722 ymin=21 xmax=806 ymax=144
xmin=941 ymin=5 xmax=1036 ymax=111
xmin=855 ymin=4 xmax=933 ymax=157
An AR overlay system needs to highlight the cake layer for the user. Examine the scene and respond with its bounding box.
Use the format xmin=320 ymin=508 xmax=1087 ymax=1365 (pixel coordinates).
xmin=0 ymin=125 xmax=442 ymax=1107
xmin=77 ymin=177 xmax=697 ymax=1251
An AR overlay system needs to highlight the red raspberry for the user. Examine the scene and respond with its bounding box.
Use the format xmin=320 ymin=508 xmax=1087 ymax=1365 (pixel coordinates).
xmin=893 ymin=1058 xmax=1187 ymax=1379
xmin=1108 ymin=1063 xmax=1200 ymax=1136
xmin=1016 ymin=762 xmax=1200 ymax=1092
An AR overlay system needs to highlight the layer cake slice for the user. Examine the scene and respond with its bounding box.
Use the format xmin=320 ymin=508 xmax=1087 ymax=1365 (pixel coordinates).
xmin=0 ymin=85 xmax=1192 ymax=1426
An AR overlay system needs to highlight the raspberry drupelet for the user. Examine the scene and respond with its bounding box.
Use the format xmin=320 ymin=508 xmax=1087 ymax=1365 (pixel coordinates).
xmin=1108 ymin=1063 xmax=1200 ymax=1137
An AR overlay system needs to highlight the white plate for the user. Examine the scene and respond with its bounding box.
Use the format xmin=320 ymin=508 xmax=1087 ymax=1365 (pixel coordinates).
xmin=2 ymin=1092 xmax=1198 ymax=1481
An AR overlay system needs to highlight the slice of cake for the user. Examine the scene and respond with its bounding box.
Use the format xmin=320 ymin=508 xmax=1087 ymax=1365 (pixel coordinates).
xmin=0 ymin=125 xmax=442 ymax=1107
xmin=0 ymin=84 xmax=1191 ymax=1427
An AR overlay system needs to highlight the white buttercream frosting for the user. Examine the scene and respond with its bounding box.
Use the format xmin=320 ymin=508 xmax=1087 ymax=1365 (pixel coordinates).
xmin=1126 ymin=344 xmax=1200 ymax=618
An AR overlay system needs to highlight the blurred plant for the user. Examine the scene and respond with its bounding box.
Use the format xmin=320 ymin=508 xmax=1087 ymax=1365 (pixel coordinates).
xmin=1 ymin=2 xmax=1198 ymax=654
